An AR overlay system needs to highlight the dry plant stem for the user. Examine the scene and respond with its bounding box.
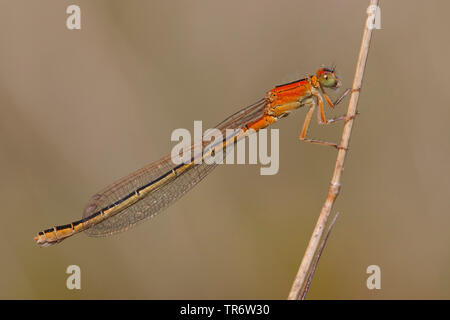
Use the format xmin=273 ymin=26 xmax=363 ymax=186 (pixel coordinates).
xmin=287 ymin=0 xmax=379 ymax=300
xmin=299 ymin=212 xmax=339 ymax=300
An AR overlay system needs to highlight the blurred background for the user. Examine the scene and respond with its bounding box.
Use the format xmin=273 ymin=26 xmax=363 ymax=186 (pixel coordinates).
xmin=0 ymin=0 xmax=449 ymax=299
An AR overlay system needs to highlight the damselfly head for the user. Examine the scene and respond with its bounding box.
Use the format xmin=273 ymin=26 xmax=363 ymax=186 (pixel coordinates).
xmin=317 ymin=67 xmax=341 ymax=90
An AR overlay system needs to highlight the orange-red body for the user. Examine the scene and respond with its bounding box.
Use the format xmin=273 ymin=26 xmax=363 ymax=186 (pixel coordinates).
xmin=268 ymin=78 xmax=312 ymax=106
xmin=245 ymin=77 xmax=315 ymax=132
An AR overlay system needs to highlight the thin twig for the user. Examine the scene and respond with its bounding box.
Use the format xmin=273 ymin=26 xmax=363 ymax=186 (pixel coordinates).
xmin=288 ymin=0 xmax=379 ymax=300
xmin=299 ymin=212 xmax=339 ymax=300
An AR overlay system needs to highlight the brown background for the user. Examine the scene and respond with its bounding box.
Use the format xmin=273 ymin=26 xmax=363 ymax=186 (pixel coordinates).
xmin=1 ymin=0 xmax=449 ymax=299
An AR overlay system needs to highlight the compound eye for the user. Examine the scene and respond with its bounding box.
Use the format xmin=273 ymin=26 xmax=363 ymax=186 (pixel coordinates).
xmin=323 ymin=74 xmax=329 ymax=80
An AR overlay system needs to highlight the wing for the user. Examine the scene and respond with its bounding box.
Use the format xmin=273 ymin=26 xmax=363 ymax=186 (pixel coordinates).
xmin=82 ymin=98 xmax=267 ymax=236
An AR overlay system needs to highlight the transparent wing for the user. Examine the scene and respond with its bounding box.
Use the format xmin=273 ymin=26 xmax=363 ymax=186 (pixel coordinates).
xmin=82 ymin=98 xmax=267 ymax=236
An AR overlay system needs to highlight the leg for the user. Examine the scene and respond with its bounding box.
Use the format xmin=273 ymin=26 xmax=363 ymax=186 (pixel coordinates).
xmin=316 ymin=94 xmax=327 ymax=124
xmin=332 ymin=88 xmax=351 ymax=107
xmin=301 ymin=136 xmax=340 ymax=149
xmin=299 ymin=87 xmax=357 ymax=149
xmin=299 ymin=101 xmax=315 ymax=140
xmin=321 ymin=87 xmax=351 ymax=109
xmin=299 ymin=100 xmax=340 ymax=149
xmin=324 ymin=111 xmax=359 ymax=125
xmin=317 ymin=88 xmax=358 ymax=125
xmin=323 ymin=87 xmax=362 ymax=124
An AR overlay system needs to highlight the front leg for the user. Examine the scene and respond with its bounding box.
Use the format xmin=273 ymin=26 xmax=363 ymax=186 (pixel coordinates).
xmin=321 ymin=87 xmax=351 ymax=109
xmin=313 ymin=89 xmax=357 ymax=126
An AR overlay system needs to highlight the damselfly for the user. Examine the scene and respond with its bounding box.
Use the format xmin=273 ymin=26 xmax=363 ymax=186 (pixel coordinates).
xmin=34 ymin=67 xmax=351 ymax=247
